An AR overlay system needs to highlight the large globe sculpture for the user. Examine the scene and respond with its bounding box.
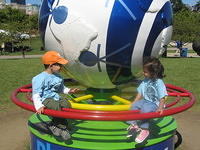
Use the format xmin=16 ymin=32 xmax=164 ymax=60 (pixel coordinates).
xmin=39 ymin=0 xmax=173 ymax=89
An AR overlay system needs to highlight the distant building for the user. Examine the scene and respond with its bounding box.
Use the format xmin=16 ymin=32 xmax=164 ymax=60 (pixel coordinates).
xmin=0 ymin=1 xmax=39 ymax=15
xmin=26 ymin=4 xmax=40 ymax=15
xmin=185 ymin=4 xmax=193 ymax=11
xmin=0 ymin=0 xmax=5 ymax=9
xmin=192 ymin=4 xmax=200 ymax=12
xmin=11 ymin=0 xmax=25 ymax=5
xmin=0 ymin=0 xmax=5 ymax=6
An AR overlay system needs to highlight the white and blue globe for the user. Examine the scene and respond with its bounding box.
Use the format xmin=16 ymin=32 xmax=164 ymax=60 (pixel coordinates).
xmin=39 ymin=0 xmax=173 ymax=89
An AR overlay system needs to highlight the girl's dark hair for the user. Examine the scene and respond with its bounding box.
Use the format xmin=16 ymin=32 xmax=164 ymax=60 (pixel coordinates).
xmin=143 ymin=56 xmax=165 ymax=79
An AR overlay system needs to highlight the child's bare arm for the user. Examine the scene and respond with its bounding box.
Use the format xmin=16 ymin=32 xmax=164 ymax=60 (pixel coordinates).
xmin=32 ymin=93 xmax=45 ymax=113
xmin=63 ymin=86 xmax=79 ymax=94
xmin=156 ymin=97 xmax=166 ymax=114
xmin=69 ymin=88 xmax=79 ymax=93
xmin=36 ymin=106 xmax=45 ymax=114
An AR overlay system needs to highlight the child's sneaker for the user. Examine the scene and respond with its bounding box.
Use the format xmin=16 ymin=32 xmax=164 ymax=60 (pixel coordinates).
xmin=60 ymin=129 xmax=71 ymax=140
xmin=126 ymin=124 xmax=140 ymax=138
xmin=49 ymin=125 xmax=62 ymax=136
xmin=49 ymin=125 xmax=71 ymax=140
xmin=135 ymin=129 xmax=149 ymax=143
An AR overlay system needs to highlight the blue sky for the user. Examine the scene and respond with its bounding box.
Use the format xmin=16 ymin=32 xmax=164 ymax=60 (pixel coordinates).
xmin=182 ymin=0 xmax=198 ymax=6
xmin=25 ymin=0 xmax=200 ymax=6
xmin=5 ymin=0 xmax=42 ymax=5
xmin=26 ymin=0 xmax=42 ymax=5
xmin=5 ymin=0 xmax=198 ymax=6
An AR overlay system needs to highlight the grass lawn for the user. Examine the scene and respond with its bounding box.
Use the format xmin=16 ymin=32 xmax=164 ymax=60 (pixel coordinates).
xmin=161 ymin=57 xmax=200 ymax=105
xmin=0 ymin=58 xmax=43 ymax=109
xmin=0 ymin=57 xmax=199 ymax=111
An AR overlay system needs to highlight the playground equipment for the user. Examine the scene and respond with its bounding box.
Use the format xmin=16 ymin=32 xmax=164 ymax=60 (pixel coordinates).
xmin=11 ymin=0 xmax=195 ymax=149
xmin=11 ymin=83 xmax=195 ymax=150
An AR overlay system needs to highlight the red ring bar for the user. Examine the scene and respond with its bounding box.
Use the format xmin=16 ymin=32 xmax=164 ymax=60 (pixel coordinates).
xmin=11 ymin=84 xmax=195 ymax=121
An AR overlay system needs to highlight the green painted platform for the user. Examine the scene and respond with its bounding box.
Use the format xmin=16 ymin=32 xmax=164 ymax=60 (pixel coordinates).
xmin=28 ymin=114 xmax=177 ymax=150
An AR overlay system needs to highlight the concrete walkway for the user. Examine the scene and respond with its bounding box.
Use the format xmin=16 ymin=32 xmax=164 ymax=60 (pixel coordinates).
xmin=0 ymin=54 xmax=42 ymax=59
xmin=167 ymin=52 xmax=200 ymax=58
xmin=0 ymin=52 xmax=199 ymax=60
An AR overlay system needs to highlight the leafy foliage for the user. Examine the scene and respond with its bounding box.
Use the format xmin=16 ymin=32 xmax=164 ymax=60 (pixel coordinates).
xmin=0 ymin=6 xmax=38 ymax=45
xmin=170 ymin=0 xmax=188 ymax=13
xmin=172 ymin=9 xmax=200 ymax=42
xmin=0 ymin=6 xmax=38 ymax=51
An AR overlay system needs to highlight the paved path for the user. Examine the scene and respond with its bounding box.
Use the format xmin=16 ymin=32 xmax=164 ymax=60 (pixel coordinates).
xmin=167 ymin=52 xmax=200 ymax=58
xmin=0 ymin=54 xmax=42 ymax=59
xmin=0 ymin=53 xmax=199 ymax=60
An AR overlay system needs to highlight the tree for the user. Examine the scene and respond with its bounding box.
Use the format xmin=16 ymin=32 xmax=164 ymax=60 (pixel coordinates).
xmin=28 ymin=14 xmax=39 ymax=35
xmin=170 ymin=0 xmax=188 ymax=13
xmin=172 ymin=9 xmax=200 ymax=42
xmin=0 ymin=6 xmax=38 ymax=35
xmin=0 ymin=6 xmax=38 ymax=54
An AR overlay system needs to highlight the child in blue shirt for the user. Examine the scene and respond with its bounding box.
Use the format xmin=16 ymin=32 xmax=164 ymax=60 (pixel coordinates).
xmin=127 ymin=57 xmax=167 ymax=143
xmin=32 ymin=51 xmax=79 ymax=140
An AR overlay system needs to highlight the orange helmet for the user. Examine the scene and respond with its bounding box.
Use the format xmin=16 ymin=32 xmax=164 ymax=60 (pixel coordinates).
xmin=42 ymin=51 xmax=68 ymax=65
